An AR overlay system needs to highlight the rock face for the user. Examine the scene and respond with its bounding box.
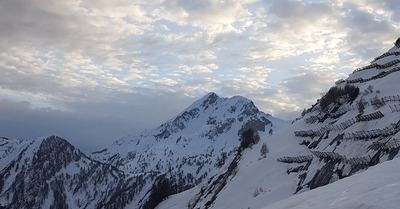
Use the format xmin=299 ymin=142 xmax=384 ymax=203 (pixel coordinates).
xmin=0 ymin=136 xmax=143 ymax=209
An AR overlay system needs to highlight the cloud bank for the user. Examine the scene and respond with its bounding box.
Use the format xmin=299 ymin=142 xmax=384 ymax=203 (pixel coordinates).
xmin=1 ymin=0 xmax=399 ymax=151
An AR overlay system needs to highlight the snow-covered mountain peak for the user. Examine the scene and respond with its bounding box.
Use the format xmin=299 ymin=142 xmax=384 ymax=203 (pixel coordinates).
xmin=182 ymin=92 xmax=258 ymax=117
xmin=199 ymin=92 xmax=219 ymax=107
xmin=91 ymin=93 xmax=288 ymax=208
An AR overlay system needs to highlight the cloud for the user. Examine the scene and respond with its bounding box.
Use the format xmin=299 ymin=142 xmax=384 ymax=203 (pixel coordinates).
xmin=176 ymin=64 xmax=218 ymax=75
xmin=0 ymin=0 xmax=149 ymax=67
xmin=1 ymin=0 xmax=400 ymax=150
xmin=337 ymin=2 xmax=398 ymax=59
xmin=0 ymin=47 xmax=129 ymax=105
xmin=339 ymin=0 xmax=400 ymax=21
xmin=158 ymin=0 xmax=253 ymax=34
xmin=280 ymin=65 xmax=346 ymax=109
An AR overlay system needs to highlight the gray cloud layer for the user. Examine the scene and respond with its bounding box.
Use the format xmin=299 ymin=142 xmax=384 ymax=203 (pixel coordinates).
xmin=1 ymin=0 xmax=399 ymax=152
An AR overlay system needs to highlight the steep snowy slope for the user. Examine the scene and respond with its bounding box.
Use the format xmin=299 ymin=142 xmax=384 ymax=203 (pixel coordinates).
xmin=91 ymin=92 xmax=288 ymax=208
xmin=156 ymin=120 xmax=307 ymax=209
xmin=159 ymin=39 xmax=400 ymax=209
xmin=0 ymin=136 xmax=142 ymax=209
xmin=263 ymin=157 xmax=400 ymax=209
xmin=0 ymin=137 xmax=31 ymax=171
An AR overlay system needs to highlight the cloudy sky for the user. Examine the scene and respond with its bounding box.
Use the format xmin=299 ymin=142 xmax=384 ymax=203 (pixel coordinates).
xmin=1 ymin=0 xmax=399 ymax=152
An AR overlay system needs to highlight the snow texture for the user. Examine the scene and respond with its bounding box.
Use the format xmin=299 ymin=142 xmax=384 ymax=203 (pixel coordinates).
xmin=263 ymin=157 xmax=400 ymax=209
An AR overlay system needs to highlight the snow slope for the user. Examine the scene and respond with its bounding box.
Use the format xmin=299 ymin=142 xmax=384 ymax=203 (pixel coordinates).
xmin=0 ymin=137 xmax=32 ymax=171
xmin=156 ymin=120 xmax=307 ymax=209
xmin=159 ymin=154 xmax=400 ymax=209
xmin=263 ymin=157 xmax=400 ymax=209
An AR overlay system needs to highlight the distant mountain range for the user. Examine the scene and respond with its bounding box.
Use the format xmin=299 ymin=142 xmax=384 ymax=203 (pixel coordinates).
xmin=0 ymin=92 xmax=287 ymax=208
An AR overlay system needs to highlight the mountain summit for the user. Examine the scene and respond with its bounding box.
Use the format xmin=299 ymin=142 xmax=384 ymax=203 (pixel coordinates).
xmin=91 ymin=92 xmax=288 ymax=208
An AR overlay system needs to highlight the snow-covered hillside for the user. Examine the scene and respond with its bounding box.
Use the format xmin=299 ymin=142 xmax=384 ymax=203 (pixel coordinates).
xmin=91 ymin=92 xmax=288 ymax=208
xmin=156 ymin=121 xmax=308 ymax=209
xmin=162 ymin=152 xmax=400 ymax=209
xmin=158 ymin=39 xmax=400 ymax=209
xmin=263 ymin=157 xmax=400 ymax=209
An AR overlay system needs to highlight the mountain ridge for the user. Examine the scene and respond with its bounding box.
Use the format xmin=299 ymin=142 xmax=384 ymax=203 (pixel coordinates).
xmin=0 ymin=136 xmax=141 ymax=209
xmin=0 ymin=93 xmax=287 ymax=209
xmin=91 ymin=92 xmax=288 ymax=208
